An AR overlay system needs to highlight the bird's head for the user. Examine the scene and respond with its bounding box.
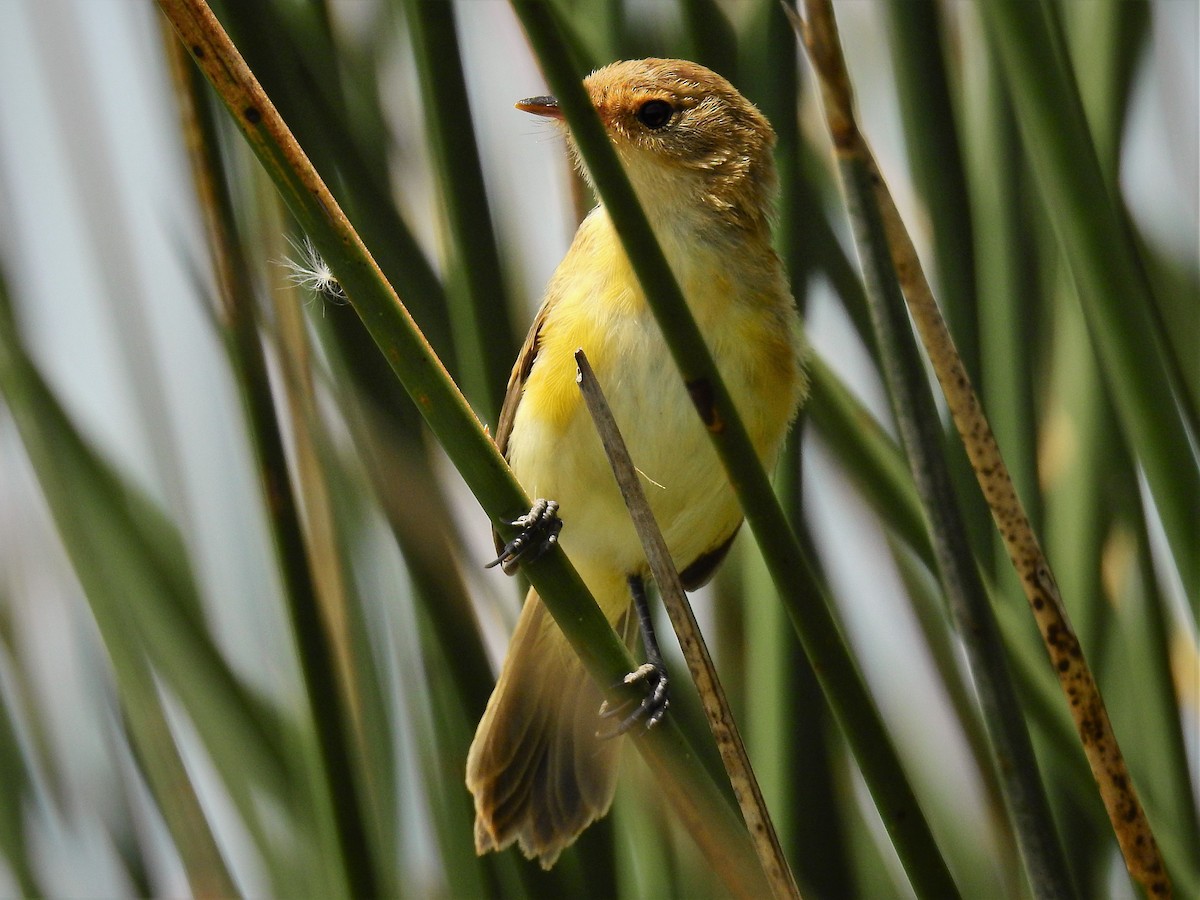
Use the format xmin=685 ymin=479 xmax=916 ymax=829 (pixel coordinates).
xmin=517 ymin=58 xmax=777 ymax=237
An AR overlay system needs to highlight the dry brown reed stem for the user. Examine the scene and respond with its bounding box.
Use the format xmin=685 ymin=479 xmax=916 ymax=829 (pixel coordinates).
xmin=796 ymin=0 xmax=1169 ymax=895
xmin=575 ymin=350 xmax=801 ymax=900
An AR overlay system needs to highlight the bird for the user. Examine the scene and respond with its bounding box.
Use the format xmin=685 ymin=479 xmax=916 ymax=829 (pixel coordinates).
xmin=466 ymin=57 xmax=808 ymax=869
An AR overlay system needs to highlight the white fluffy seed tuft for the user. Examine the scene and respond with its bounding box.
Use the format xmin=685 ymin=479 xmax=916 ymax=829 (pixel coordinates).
xmin=278 ymin=235 xmax=347 ymax=304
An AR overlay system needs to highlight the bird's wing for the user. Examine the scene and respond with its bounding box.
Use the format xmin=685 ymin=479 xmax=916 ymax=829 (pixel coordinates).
xmin=494 ymin=293 xmax=556 ymax=459
xmin=491 ymin=294 xmax=558 ymax=563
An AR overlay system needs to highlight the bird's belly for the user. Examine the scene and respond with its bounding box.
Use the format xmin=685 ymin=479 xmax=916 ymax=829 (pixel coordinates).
xmin=506 ymin=308 xmax=785 ymax=585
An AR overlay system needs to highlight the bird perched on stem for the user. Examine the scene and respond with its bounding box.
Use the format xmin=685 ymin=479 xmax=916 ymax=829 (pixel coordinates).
xmin=466 ymin=57 xmax=807 ymax=868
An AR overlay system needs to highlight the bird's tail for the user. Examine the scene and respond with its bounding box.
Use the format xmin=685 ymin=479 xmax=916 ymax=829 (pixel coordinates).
xmin=466 ymin=579 xmax=630 ymax=868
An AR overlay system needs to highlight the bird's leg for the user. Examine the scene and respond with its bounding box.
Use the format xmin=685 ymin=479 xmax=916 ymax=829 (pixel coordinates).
xmin=485 ymin=499 xmax=562 ymax=573
xmin=598 ymin=574 xmax=670 ymax=736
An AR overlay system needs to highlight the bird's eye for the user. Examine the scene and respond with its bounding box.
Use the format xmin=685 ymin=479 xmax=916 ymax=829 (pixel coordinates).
xmin=635 ymin=99 xmax=674 ymax=130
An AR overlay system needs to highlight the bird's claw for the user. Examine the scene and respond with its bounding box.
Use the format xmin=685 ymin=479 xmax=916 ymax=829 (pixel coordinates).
xmin=485 ymin=499 xmax=562 ymax=572
xmin=596 ymin=663 xmax=670 ymax=738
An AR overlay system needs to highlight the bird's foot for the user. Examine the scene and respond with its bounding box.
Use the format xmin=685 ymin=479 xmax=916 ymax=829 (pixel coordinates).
xmin=597 ymin=662 xmax=670 ymax=738
xmin=485 ymin=499 xmax=562 ymax=572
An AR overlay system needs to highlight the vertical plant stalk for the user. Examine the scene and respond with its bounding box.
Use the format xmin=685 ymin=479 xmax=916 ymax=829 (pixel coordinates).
xmin=269 ymin=230 xmax=392 ymax=832
xmin=404 ymin=0 xmax=516 ymax=423
xmin=575 ymin=350 xmax=800 ymax=900
xmin=884 ymin=0 xmax=994 ymax=570
xmin=0 ymin=673 xmax=39 ymax=898
xmin=162 ymin=17 xmax=378 ymax=899
xmin=209 ymin=1 xmax=456 ymax=363
xmin=679 ymin=0 xmax=737 ymax=79
xmin=884 ymin=0 xmax=981 ymax=386
xmin=965 ymin=27 xmax=1042 ymax=554
xmin=797 ymin=2 xmax=1169 ymax=896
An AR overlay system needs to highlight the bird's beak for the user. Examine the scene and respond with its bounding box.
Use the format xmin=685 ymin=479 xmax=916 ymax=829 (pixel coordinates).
xmin=515 ymin=95 xmax=563 ymax=120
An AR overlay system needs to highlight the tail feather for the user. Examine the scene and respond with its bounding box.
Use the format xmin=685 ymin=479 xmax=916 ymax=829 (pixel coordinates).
xmin=467 ymin=586 xmax=627 ymax=868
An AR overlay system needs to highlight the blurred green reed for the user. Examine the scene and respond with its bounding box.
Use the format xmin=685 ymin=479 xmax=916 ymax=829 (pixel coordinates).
xmin=0 ymin=1 xmax=1194 ymax=898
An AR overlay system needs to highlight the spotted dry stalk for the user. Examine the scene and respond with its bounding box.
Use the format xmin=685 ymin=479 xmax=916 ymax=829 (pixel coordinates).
xmin=796 ymin=0 xmax=1169 ymax=895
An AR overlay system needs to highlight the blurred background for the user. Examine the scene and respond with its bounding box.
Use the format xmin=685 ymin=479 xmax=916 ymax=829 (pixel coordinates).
xmin=0 ymin=1 xmax=1195 ymax=897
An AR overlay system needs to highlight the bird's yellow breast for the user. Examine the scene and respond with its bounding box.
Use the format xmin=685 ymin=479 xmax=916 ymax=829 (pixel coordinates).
xmin=505 ymin=206 xmax=804 ymax=595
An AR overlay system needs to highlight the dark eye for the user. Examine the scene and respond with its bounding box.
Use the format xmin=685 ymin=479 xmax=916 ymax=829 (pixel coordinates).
xmin=635 ymin=99 xmax=674 ymax=129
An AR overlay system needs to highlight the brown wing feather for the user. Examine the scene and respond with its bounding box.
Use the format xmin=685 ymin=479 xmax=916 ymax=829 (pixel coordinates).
xmin=492 ymin=296 xmax=558 ymax=561
xmin=494 ymin=298 xmax=552 ymax=458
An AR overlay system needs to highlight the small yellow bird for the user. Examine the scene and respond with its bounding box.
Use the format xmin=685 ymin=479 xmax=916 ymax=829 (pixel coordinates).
xmin=466 ymin=58 xmax=807 ymax=868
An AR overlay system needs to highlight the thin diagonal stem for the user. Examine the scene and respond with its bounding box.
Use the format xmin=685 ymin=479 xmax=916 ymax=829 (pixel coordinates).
xmin=576 ymin=350 xmax=800 ymax=900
